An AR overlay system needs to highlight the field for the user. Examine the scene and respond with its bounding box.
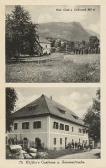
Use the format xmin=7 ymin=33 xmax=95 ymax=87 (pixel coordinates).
xmin=6 ymin=53 xmax=100 ymax=83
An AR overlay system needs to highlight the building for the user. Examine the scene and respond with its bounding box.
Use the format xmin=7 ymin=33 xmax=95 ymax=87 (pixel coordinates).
xmin=39 ymin=37 xmax=51 ymax=55
xmin=8 ymin=94 xmax=89 ymax=150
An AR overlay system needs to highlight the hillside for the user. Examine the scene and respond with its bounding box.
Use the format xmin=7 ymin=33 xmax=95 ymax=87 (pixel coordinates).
xmin=38 ymin=22 xmax=97 ymax=41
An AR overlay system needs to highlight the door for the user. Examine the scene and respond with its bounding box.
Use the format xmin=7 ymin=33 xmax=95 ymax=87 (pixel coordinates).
xmin=35 ymin=138 xmax=41 ymax=149
xmin=23 ymin=137 xmax=28 ymax=149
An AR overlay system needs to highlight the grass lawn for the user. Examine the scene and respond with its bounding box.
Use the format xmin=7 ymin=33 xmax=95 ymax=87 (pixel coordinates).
xmin=6 ymin=53 xmax=100 ymax=83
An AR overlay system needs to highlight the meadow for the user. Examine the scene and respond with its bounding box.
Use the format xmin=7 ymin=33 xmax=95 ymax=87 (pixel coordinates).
xmin=6 ymin=53 xmax=100 ymax=83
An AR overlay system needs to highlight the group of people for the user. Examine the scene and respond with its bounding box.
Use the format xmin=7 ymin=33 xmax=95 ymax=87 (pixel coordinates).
xmin=66 ymin=141 xmax=93 ymax=151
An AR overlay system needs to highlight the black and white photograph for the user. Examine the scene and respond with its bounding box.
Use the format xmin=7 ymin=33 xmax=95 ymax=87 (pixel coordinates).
xmin=6 ymin=87 xmax=100 ymax=159
xmin=6 ymin=5 xmax=100 ymax=83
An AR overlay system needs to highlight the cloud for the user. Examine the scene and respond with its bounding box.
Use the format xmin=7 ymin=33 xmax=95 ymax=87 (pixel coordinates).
xmin=68 ymin=92 xmax=81 ymax=101
xmin=6 ymin=5 xmax=100 ymax=34
xmin=15 ymin=91 xmax=38 ymax=111
xmin=56 ymin=91 xmax=92 ymax=117
xmin=38 ymin=14 xmax=53 ymax=23
xmin=15 ymin=88 xmax=97 ymax=118
xmin=88 ymin=23 xmax=100 ymax=34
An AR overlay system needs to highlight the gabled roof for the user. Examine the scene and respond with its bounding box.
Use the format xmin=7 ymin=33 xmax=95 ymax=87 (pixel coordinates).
xmin=12 ymin=94 xmax=87 ymax=127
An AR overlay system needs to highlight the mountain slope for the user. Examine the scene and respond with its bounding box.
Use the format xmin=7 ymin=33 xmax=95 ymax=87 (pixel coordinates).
xmin=38 ymin=22 xmax=92 ymax=41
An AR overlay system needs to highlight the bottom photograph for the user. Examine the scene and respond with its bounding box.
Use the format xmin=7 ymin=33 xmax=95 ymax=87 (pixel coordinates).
xmin=6 ymin=87 xmax=100 ymax=159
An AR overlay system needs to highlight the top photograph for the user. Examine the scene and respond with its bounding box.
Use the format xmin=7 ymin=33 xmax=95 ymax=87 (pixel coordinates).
xmin=6 ymin=5 xmax=100 ymax=83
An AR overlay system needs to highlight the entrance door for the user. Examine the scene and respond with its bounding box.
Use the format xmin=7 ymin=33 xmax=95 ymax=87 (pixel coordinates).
xmin=35 ymin=138 xmax=41 ymax=149
xmin=23 ymin=137 xmax=28 ymax=149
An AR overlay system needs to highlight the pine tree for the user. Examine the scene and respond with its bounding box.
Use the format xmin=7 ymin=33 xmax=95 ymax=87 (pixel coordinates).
xmin=6 ymin=5 xmax=39 ymax=61
xmin=6 ymin=88 xmax=17 ymax=132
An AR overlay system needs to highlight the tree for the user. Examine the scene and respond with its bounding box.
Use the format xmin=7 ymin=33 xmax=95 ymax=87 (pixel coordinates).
xmin=89 ymin=36 xmax=100 ymax=52
xmin=6 ymin=5 xmax=39 ymax=61
xmin=6 ymin=88 xmax=17 ymax=132
xmin=84 ymin=89 xmax=100 ymax=143
xmin=54 ymin=39 xmax=61 ymax=47
xmin=60 ymin=41 xmax=67 ymax=52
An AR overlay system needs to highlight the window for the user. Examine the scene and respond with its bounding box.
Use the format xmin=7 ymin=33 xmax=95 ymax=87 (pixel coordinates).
xmin=65 ymin=137 xmax=67 ymax=147
xmin=22 ymin=122 xmax=29 ymax=129
xmin=79 ymin=128 xmax=82 ymax=133
xmin=65 ymin=125 xmax=69 ymax=131
xmin=86 ymin=130 xmax=88 ymax=134
xmin=60 ymin=123 xmax=64 ymax=130
xmin=14 ymin=123 xmax=18 ymax=130
xmin=83 ymin=129 xmax=85 ymax=134
xmin=54 ymin=138 xmax=56 ymax=145
xmin=72 ymin=127 xmax=74 ymax=132
xmin=33 ymin=121 xmax=41 ymax=129
xmin=60 ymin=138 xmax=62 ymax=145
xmin=53 ymin=122 xmax=58 ymax=129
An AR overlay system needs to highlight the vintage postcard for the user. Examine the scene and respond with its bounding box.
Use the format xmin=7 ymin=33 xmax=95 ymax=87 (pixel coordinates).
xmin=0 ymin=0 xmax=106 ymax=168
xmin=6 ymin=87 xmax=100 ymax=159
xmin=5 ymin=5 xmax=100 ymax=83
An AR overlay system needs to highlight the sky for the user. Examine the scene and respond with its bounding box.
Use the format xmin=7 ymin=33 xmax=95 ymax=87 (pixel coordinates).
xmin=14 ymin=87 xmax=99 ymax=119
xmin=6 ymin=5 xmax=100 ymax=34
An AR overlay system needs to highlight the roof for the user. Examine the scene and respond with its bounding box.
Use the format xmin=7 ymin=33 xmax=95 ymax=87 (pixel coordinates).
xmin=12 ymin=94 xmax=87 ymax=127
xmin=39 ymin=37 xmax=51 ymax=44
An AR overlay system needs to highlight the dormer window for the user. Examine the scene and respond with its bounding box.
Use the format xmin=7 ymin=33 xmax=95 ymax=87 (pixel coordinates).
xmin=27 ymin=104 xmax=38 ymax=110
xmin=57 ymin=108 xmax=65 ymax=113
xmin=72 ymin=114 xmax=78 ymax=119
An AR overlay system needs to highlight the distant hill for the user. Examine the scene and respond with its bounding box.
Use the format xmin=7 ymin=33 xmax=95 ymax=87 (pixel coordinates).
xmin=38 ymin=22 xmax=99 ymax=41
